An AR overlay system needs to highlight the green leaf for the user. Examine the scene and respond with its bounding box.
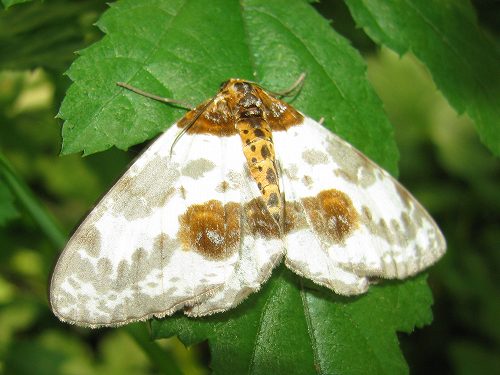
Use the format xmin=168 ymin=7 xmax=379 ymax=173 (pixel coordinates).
xmin=153 ymin=266 xmax=433 ymax=375
xmin=0 ymin=178 xmax=19 ymax=226
xmin=0 ymin=152 xmax=66 ymax=249
xmin=1 ymin=0 xmax=33 ymax=9
xmin=59 ymin=0 xmax=438 ymax=373
xmin=344 ymin=0 xmax=500 ymax=157
xmin=0 ymin=0 xmax=105 ymax=71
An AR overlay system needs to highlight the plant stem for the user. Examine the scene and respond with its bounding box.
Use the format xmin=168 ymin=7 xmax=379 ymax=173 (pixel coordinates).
xmin=0 ymin=151 xmax=66 ymax=249
xmin=124 ymin=323 xmax=184 ymax=375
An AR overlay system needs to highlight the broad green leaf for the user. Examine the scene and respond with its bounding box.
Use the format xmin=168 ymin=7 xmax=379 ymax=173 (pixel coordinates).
xmin=60 ymin=0 xmax=438 ymax=373
xmin=0 ymin=179 xmax=19 ymax=226
xmin=345 ymin=0 xmax=500 ymax=157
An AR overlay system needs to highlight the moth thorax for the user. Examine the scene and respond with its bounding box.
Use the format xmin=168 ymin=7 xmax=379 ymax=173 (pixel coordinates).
xmin=234 ymin=91 xmax=263 ymax=119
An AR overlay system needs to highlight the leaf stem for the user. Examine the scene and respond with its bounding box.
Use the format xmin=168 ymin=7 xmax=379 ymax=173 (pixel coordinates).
xmin=0 ymin=151 xmax=66 ymax=249
xmin=124 ymin=323 xmax=184 ymax=375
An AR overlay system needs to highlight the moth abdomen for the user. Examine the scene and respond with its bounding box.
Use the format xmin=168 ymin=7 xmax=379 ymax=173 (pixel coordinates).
xmin=236 ymin=115 xmax=282 ymax=224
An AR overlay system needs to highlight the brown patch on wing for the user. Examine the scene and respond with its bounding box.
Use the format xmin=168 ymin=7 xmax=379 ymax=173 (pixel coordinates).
xmin=244 ymin=198 xmax=281 ymax=238
xmin=177 ymin=99 xmax=237 ymax=136
xmin=176 ymin=188 xmax=358 ymax=257
xmin=178 ymin=200 xmax=240 ymax=259
xmin=256 ymin=87 xmax=304 ymax=130
xmin=216 ymin=180 xmax=230 ymax=193
xmin=284 ymin=201 xmax=308 ymax=233
xmin=302 ymin=189 xmax=359 ymax=243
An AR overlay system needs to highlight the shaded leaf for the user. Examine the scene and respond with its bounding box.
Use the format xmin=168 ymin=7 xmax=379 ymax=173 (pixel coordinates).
xmin=0 ymin=178 xmax=19 ymax=226
xmin=345 ymin=0 xmax=500 ymax=156
xmin=450 ymin=341 xmax=500 ymax=375
xmin=0 ymin=0 xmax=105 ymax=71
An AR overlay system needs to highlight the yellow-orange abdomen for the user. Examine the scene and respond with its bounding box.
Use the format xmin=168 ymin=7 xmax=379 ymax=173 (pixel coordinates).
xmin=236 ymin=118 xmax=282 ymax=224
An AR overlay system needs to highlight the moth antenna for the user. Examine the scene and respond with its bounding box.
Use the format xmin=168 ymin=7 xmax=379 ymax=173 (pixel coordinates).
xmin=116 ymin=81 xmax=206 ymax=156
xmin=265 ymin=72 xmax=307 ymax=99
xmin=116 ymin=82 xmax=193 ymax=110
xmin=169 ymin=96 xmax=217 ymax=157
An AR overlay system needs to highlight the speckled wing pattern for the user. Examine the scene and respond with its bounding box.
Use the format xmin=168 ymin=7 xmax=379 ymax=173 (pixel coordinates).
xmin=50 ymin=79 xmax=446 ymax=327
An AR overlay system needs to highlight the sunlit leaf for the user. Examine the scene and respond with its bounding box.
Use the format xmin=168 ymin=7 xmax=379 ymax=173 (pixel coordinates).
xmin=345 ymin=0 xmax=500 ymax=156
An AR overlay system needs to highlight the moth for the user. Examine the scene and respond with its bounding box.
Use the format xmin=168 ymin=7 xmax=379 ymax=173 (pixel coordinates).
xmin=50 ymin=77 xmax=446 ymax=328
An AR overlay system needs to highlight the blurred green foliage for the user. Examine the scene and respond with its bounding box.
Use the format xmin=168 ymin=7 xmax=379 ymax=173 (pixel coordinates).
xmin=1 ymin=0 xmax=499 ymax=374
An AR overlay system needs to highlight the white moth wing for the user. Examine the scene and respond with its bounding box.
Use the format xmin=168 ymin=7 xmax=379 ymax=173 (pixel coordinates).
xmin=275 ymin=116 xmax=446 ymax=295
xmin=186 ymin=167 xmax=284 ymax=317
xmin=50 ymin=124 xmax=254 ymax=327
